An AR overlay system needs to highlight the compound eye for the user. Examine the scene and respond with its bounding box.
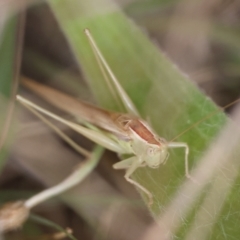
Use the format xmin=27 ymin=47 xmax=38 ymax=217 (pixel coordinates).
xmin=147 ymin=148 xmax=155 ymax=156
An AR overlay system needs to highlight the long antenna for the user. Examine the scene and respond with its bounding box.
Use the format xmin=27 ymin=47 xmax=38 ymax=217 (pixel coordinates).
xmin=170 ymin=98 xmax=240 ymax=142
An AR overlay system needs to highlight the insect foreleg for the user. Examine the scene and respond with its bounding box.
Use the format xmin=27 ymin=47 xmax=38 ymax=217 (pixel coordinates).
xmin=122 ymin=158 xmax=153 ymax=206
xmin=168 ymin=142 xmax=191 ymax=178
xmin=113 ymin=156 xmax=136 ymax=170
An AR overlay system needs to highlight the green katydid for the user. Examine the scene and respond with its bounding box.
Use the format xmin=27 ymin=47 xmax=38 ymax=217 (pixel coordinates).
xmin=16 ymin=29 xmax=190 ymax=206
xmin=16 ymin=30 xmax=240 ymax=206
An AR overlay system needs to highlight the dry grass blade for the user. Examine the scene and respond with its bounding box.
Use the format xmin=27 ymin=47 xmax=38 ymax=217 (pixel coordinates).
xmin=0 ymin=201 xmax=29 ymax=232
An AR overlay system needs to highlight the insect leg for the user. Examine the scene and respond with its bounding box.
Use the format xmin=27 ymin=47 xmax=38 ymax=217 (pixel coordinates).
xmin=84 ymin=29 xmax=140 ymax=117
xmin=17 ymin=95 xmax=123 ymax=153
xmin=122 ymin=158 xmax=153 ymax=206
xmin=113 ymin=156 xmax=136 ymax=170
xmin=167 ymin=142 xmax=191 ymax=179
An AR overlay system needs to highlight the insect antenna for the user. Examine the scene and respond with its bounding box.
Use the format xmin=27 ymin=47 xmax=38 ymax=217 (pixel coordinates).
xmin=170 ymin=98 xmax=240 ymax=142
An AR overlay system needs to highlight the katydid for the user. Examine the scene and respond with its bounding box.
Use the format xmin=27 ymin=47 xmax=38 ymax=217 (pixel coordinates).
xmin=17 ymin=30 xmax=240 ymax=206
xmin=18 ymin=78 xmax=181 ymax=206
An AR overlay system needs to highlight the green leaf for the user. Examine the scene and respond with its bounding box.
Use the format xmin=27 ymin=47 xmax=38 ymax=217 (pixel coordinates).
xmin=48 ymin=0 xmax=238 ymax=238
